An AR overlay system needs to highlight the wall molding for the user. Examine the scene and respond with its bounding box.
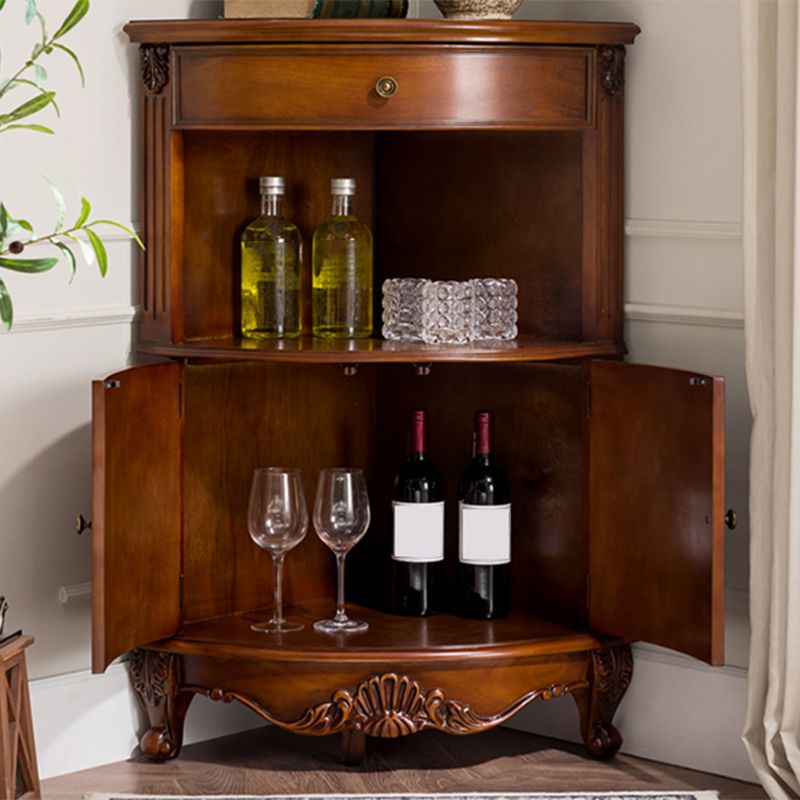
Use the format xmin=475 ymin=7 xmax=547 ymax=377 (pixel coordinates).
xmin=626 ymin=218 xmax=742 ymax=241
xmin=625 ymin=302 xmax=744 ymax=329
xmin=9 ymin=305 xmax=137 ymax=334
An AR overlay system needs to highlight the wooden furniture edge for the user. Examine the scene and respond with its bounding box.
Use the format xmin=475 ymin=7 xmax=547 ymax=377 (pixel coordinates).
xmin=123 ymin=19 xmax=641 ymax=46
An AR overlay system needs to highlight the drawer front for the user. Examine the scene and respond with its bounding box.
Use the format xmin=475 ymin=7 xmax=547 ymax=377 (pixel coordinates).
xmin=174 ymin=46 xmax=593 ymax=129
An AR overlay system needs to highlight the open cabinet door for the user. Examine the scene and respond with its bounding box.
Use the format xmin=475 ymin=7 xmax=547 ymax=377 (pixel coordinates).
xmin=92 ymin=362 xmax=183 ymax=673
xmin=588 ymin=361 xmax=725 ymax=665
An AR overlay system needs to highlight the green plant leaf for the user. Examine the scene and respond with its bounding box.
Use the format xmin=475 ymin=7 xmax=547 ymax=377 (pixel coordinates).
xmin=0 ymin=278 xmax=12 ymax=331
xmin=55 ymin=241 xmax=77 ymax=282
xmin=85 ymin=228 xmax=107 ymax=277
xmin=0 ymin=205 xmax=8 ymax=240
xmin=91 ymin=219 xmax=144 ymax=250
xmin=43 ymin=178 xmax=66 ymax=231
xmin=25 ymin=0 xmax=37 ymax=26
xmin=74 ymin=196 xmax=91 ymax=228
xmin=0 ymin=255 xmax=58 ymax=273
xmin=53 ymin=0 xmax=89 ymax=41
xmin=76 ymin=235 xmax=94 ymax=268
xmin=52 ymin=43 xmax=85 ymax=86
xmin=2 ymin=123 xmax=54 ymax=134
xmin=0 ymin=1 xmax=7 ymax=13
xmin=33 ymin=64 xmax=47 ymax=85
xmin=4 ymin=91 xmax=56 ymax=123
xmin=15 ymin=219 xmax=33 ymax=233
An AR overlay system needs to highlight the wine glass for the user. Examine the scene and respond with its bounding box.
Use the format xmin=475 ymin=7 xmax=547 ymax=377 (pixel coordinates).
xmin=248 ymin=467 xmax=308 ymax=633
xmin=313 ymin=468 xmax=371 ymax=633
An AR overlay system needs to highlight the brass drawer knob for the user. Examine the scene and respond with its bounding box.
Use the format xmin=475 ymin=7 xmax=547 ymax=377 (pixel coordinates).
xmin=76 ymin=514 xmax=93 ymax=535
xmin=725 ymin=509 xmax=737 ymax=530
xmin=376 ymin=76 xmax=398 ymax=98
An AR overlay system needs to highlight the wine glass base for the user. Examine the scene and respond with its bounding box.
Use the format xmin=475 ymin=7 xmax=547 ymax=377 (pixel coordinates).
xmin=314 ymin=618 xmax=369 ymax=634
xmin=251 ymin=620 xmax=304 ymax=633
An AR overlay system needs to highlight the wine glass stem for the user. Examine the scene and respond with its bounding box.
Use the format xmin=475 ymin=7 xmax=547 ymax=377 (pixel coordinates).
xmin=335 ymin=551 xmax=348 ymax=623
xmin=272 ymin=553 xmax=285 ymax=625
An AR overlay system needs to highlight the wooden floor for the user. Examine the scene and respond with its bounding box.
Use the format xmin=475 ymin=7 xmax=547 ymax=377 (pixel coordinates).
xmin=42 ymin=726 xmax=766 ymax=800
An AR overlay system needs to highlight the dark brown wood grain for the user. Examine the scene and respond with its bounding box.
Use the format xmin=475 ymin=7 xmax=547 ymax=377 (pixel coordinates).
xmin=92 ymin=364 xmax=183 ymax=673
xmin=123 ymin=19 xmax=641 ymax=46
xmin=376 ymin=131 xmax=584 ymax=340
xmin=174 ymin=46 xmax=593 ymax=130
xmin=180 ymin=130 xmax=375 ymax=341
xmin=587 ymin=361 xmax=725 ymax=665
xmin=181 ymin=362 xmax=374 ymax=622
xmin=355 ymin=363 xmax=586 ymax=628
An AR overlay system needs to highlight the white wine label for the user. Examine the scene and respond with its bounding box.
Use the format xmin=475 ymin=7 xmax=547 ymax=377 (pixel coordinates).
xmin=393 ymin=501 xmax=445 ymax=563
xmin=459 ymin=503 xmax=511 ymax=565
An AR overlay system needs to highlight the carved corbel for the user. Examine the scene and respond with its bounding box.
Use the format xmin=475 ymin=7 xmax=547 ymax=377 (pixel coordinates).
xmin=599 ymin=45 xmax=626 ymax=96
xmin=140 ymin=44 xmax=170 ymax=94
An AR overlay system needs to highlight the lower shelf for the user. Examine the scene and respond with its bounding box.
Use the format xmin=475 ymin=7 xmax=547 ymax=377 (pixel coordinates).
xmin=129 ymin=604 xmax=633 ymax=764
xmin=158 ymin=601 xmax=609 ymax=663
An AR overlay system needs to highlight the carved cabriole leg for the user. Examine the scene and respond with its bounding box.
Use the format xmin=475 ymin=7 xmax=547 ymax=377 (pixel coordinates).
xmin=572 ymin=644 xmax=633 ymax=759
xmin=130 ymin=650 xmax=194 ymax=762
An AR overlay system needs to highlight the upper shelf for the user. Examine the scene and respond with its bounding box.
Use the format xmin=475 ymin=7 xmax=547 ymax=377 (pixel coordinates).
xmin=137 ymin=336 xmax=625 ymax=365
xmin=124 ymin=19 xmax=641 ymax=47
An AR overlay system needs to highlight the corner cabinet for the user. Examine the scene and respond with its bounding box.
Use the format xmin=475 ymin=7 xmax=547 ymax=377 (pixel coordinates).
xmin=91 ymin=19 xmax=727 ymax=764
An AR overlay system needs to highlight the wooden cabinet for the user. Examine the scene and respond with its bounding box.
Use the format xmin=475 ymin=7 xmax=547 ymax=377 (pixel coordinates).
xmin=92 ymin=18 xmax=726 ymax=764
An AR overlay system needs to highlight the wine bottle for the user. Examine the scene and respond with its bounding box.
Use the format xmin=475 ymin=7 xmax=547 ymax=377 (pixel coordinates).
xmin=391 ymin=410 xmax=444 ymax=616
xmin=241 ymin=176 xmax=302 ymax=339
xmin=312 ymin=178 xmax=373 ymax=338
xmin=456 ymin=410 xmax=511 ymax=619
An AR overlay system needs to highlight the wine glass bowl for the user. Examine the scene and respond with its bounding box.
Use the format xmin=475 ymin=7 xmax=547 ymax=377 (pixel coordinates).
xmin=248 ymin=467 xmax=308 ymax=633
xmin=313 ymin=468 xmax=370 ymax=633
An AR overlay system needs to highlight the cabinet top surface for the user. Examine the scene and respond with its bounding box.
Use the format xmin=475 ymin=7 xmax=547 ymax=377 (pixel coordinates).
xmin=124 ymin=18 xmax=640 ymax=46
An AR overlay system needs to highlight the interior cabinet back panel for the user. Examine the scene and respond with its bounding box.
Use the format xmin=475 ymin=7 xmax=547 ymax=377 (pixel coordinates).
xmin=351 ymin=363 xmax=585 ymax=626
xmin=375 ymin=132 xmax=584 ymax=340
xmin=182 ymin=362 xmax=374 ymax=622
xmin=181 ymin=131 xmax=376 ymax=341
xmin=174 ymin=46 xmax=593 ymax=129
xmin=92 ymin=363 xmax=182 ymax=672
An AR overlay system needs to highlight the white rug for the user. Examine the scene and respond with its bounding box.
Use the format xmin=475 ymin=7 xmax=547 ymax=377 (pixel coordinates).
xmin=84 ymin=791 xmax=721 ymax=800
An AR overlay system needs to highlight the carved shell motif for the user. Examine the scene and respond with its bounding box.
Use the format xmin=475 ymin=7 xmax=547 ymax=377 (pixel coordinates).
xmin=201 ymin=671 xmax=586 ymax=739
xmin=352 ymin=674 xmax=427 ymax=736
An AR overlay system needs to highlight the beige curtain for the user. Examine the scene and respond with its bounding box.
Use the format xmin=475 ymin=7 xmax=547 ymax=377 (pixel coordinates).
xmin=741 ymin=1 xmax=800 ymax=797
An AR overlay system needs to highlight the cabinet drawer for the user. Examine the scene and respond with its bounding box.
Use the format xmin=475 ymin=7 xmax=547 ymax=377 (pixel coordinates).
xmin=174 ymin=46 xmax=593 ymax=129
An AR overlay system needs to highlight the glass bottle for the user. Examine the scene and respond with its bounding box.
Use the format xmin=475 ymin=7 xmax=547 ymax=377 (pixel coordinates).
xmin=241 ymin=176 xmax=302 ymax=339
xmin=312 ymin=178 xmax=373 ymax=339
xmin=455 ymin=410 xmax=511 ymax=619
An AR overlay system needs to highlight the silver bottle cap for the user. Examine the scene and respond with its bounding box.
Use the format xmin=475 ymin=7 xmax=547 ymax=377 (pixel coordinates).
xmin=259 ymin=176 xmax=285 ymax=195
xmin=331 ymin=177 xmax=356 ymax=196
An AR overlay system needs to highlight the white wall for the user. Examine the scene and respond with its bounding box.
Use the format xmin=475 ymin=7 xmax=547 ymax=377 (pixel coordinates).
xmin=1 ymin=0 xmax=751 ymax=783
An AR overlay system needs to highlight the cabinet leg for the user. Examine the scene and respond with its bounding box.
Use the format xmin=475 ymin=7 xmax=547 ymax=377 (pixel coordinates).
xmin=341 ymin=726 xmax=366 ymax=765
xmin=130 ymin=650 xmax=194 ymax=762
xmin=572 ymin=644 xmax=633 ymax=759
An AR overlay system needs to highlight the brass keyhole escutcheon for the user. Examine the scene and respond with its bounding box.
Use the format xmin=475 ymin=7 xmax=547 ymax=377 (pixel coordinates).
xmin=376 ymin=76 xmax=398 ymax=98
xmin=725 ymin=509 xmax=737 ymax=530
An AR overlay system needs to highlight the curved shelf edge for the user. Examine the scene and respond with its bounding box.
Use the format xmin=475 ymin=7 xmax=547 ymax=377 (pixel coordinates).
xmin=137 ymin=336 xmax=627 ymax=365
